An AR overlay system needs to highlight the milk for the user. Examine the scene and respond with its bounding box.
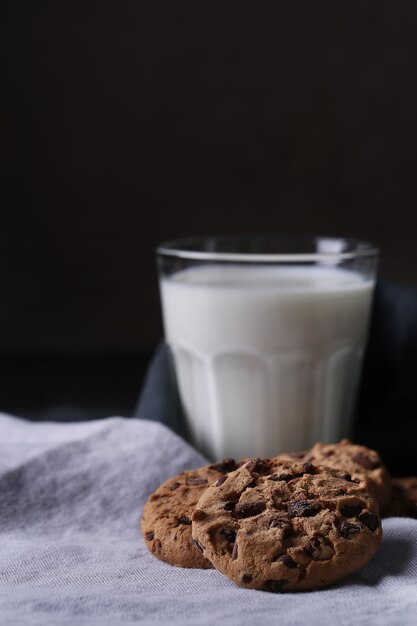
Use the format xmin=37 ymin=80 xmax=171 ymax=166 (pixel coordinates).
xmin=160 ymin=265 xmax=374 ymax=460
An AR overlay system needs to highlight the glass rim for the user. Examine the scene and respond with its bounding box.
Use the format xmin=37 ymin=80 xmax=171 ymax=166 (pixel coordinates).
xmin=156 ymin=236 xmax=379 ymax=263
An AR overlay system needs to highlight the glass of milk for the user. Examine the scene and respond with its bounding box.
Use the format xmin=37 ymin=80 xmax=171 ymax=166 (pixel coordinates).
xmin=156 ymin=236 xmax=378 ymax=461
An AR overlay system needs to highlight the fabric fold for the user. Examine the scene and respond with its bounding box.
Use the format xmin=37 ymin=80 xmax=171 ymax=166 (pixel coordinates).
xmin=0 ymin=413 xmax=416 ymax=625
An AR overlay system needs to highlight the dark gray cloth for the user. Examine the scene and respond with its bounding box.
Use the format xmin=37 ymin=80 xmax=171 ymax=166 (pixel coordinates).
xmin=356 ymin=281 xmax=417 ymax=474
xmin=136 ymin=281 xmax=417 ymax=475
xmin=135 ymin=343 xmax=183 ymax=434
xmin=1 ymin=413 xmax=417 ymax=626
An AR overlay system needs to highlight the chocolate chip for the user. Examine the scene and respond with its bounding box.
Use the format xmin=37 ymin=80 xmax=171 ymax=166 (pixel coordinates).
xmin=305 ymin=536 xmax=322 ymax=556
xmin=283 ymin=526 xmax=299 ymax=540
xmin=304 ymin=535 xmax=334 ymax=560
xmin=152 ymin=539 xmax=162 ymax=554
xmin=169 ymin=482 xmax=180 ymax=491
xmin=264 ymin=579 xmax=289 ymax=593
xmin=358 ymin=511 xmax=379 ymax=532
xmin=303 ymin=462 xmax=318 ymax=475
xmin=224 ymin=501 xmax=236 ymax=511
xmin=340 ymin=503 xmax=363 ymax=517
xmin=186 ymin=477 xmax=209 ymax=486
xmin=352 ymin=453 xmax=380 ymax=470
xmin=324 ymin=450 xmax=335 ymax=457
xmin=339 ymin=521 xmax=361 ymax=539
xmin=209 ymin=458 xmax=237 ymax=473
xmin=245 ymin=459 xmax=271 ymax=474
xmin=241 ymin=573 xmax=253 ymax=583
xmin=192 ymin=538 xmax=205 ymax=553
xmin=192 ymin=509 xmax=208 ymax=521
xmin=234 ymin=500 xmax=266 ymax=518
xmin=231 ymin=541 xmax=238 ymax=560
xmin=287 ymin=500 xmax=321 ymax=518
xmin=276 ymin=554 xmax=297 ymax=568
xmin=215 ymin=475 xmax=228 ymax=487
xmin=339 ymin=472 xmax=359 ymax=483
xmin=221 ymin=527 xmax=237 ymax=543
xmin=298 ymin=567 xmax=307 ymax=582
xmin=178 ymin=516 xmax=192 ymax=525
xmin=335 ymin=488 xmax=348 ymax=496
xmin=145 ymin=531 xmax=154 ymax=541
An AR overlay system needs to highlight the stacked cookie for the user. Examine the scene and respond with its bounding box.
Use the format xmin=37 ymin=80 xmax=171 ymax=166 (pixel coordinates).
xmin=141 ymin=457 xmax=241 ymax=569
xmin=383 ymin=477 xmax=417 ymax=518
xmin=141 ymin=440 xmax=413 ymax=592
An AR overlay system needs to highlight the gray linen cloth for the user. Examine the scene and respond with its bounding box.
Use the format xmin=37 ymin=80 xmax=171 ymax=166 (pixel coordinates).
xmin=1 ymin=412 xmax=417 ymax=626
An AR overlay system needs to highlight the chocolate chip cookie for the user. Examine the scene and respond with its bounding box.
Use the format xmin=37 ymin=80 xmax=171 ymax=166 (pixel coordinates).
xmin=192 ymin=458 xmax=382 ymax=591
xmin=304 ymin=440 xmax=391 ymax=510
xmin=141 ymin=458 xmax=240 ymax=568
xmin=383 ymin=477 xmax=417 ymax=518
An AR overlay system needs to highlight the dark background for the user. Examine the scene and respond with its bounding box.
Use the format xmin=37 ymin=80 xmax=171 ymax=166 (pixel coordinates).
xmin=1 ymin=2 xmax=417 ymax=469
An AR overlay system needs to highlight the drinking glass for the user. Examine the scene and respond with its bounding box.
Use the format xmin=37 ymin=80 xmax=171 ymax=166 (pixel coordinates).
xmin=157 ymin=236 xmax=378 ymax=460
